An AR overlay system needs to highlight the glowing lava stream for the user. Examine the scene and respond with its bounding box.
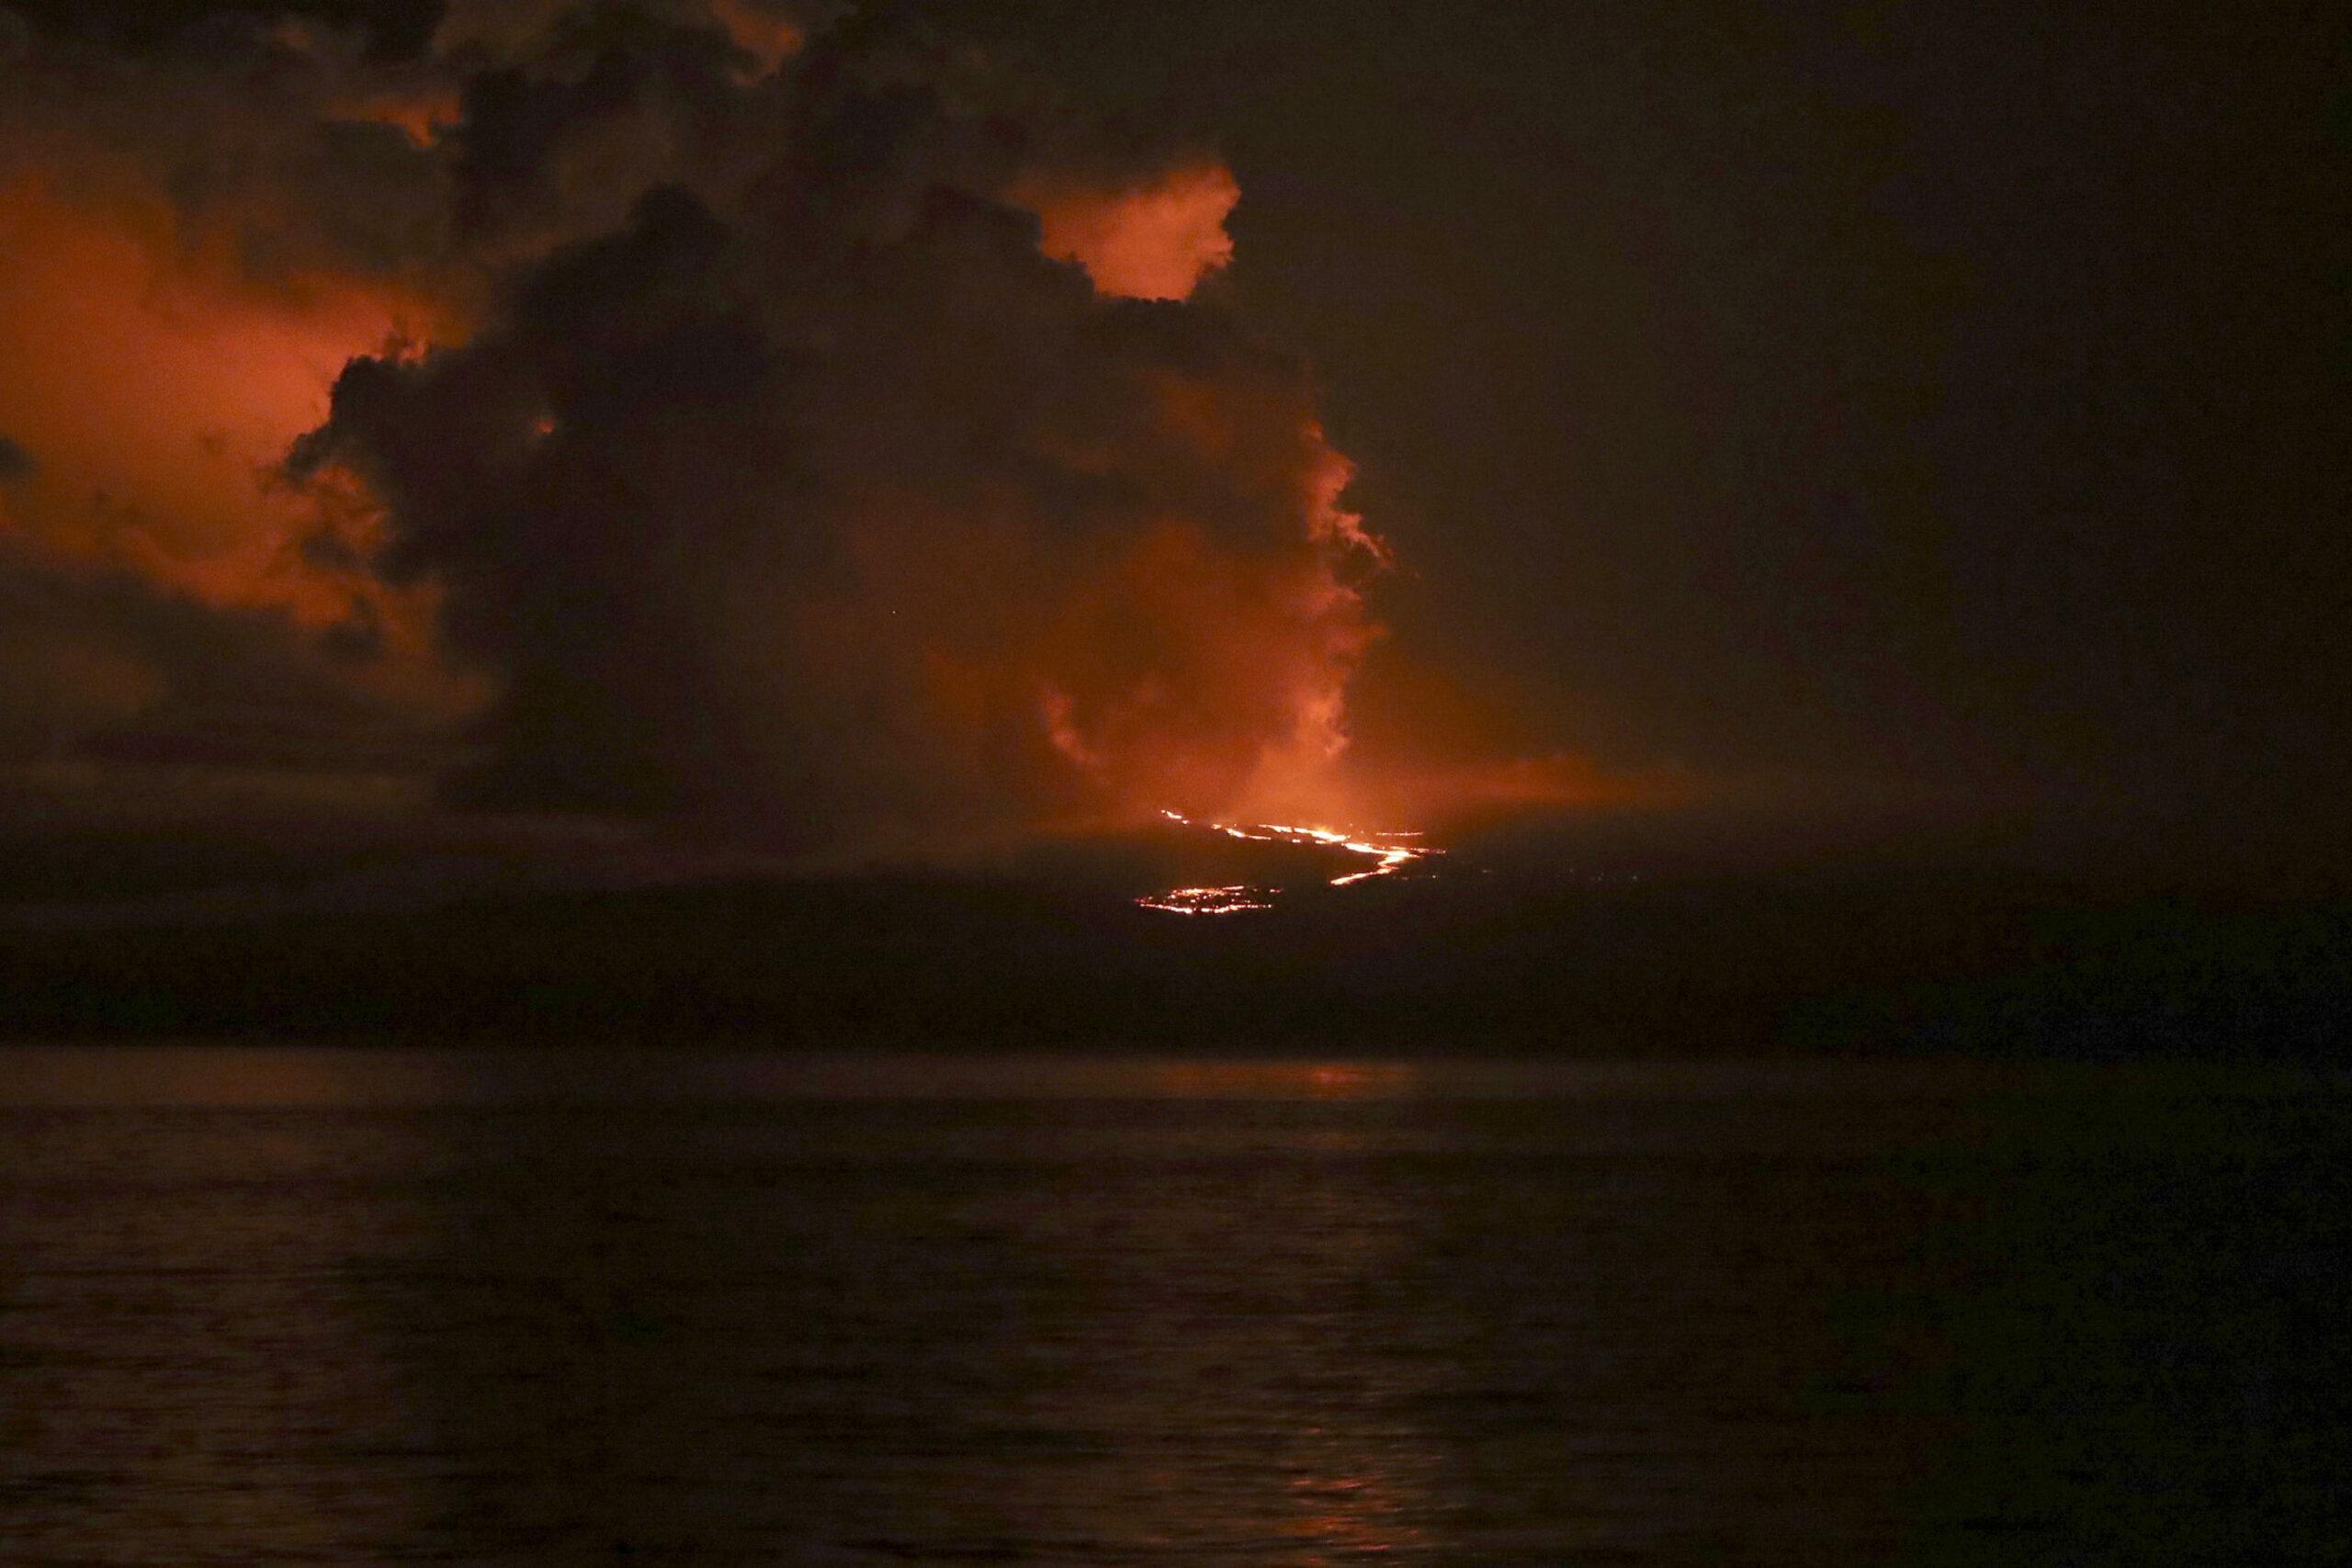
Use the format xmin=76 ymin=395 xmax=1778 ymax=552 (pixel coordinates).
xmin=1136 ymin=810 xmax=1442 ymax=915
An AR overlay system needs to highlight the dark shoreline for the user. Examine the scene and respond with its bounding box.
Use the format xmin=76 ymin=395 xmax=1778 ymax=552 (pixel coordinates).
xmin=7 ymin=870 xmax=2346 ymax=1062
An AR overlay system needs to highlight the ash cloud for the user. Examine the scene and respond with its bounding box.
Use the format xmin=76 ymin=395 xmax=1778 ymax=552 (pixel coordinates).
xmin=0 ymin=433 xmax=32 ymax=481
xmin=285 ymin=6 xmax=1381 ymax=840
xmin=0 ymin=1 xmax=1383 ymax=843
xmin=0 ymin=1 xmax=1673 ymax=863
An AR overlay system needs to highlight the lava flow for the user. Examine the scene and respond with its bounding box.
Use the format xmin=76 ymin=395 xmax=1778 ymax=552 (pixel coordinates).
xmin=1136 ymin=810 xmax=1442 ymax=915
xmin=1134 ymin=885 xmax=1280 ymax=917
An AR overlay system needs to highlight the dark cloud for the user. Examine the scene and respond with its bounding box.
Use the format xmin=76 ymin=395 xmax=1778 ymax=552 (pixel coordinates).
xmin=294 ymin=146 xmax=1372 ymax=835
xmin=0 ymin=432 xmax=32 ymax=480
xmin=0 ymin=2 xmax=807 ymax=299
xmin=0 ymin=10 xmax=449 ymax=291
xmin=0 ymin=536 xmax=441 ymax=779
xmin=5 ymin=0 xmax=1369 ymax=845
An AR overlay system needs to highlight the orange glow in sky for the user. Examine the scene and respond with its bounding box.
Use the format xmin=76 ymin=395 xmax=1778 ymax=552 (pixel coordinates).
xmin=331 ymin=86 xmax=464 ymax=148
xmin=707 ymin=0 xmax=804 ymax=78
xmin=0 ymin=173 xmax=461 ymax=671
xmin=1018 ymin=163 xmax=1241 ymax=301
xmin=0 ymin=107 xmax=1656 ymax=847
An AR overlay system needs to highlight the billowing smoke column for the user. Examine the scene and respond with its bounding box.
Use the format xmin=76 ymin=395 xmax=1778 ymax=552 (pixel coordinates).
xmin=286 ymin=8 xmax=1385 ymax=839
xmin=0 ymin=1 xmax=1388 ymax=842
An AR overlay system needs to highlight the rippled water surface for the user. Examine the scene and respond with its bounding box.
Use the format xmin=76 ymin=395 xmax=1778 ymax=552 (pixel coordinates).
xmin=0 ymin=1051 xmax=2344 ymax=1564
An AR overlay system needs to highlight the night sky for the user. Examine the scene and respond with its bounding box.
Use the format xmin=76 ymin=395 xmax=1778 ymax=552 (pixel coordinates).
xmin=0 ymin=0 xmax=2344 ymax=927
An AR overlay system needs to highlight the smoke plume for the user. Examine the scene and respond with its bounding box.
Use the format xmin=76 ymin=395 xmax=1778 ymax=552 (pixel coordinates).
xmin=1 ymin=2 xmax=1396 ymax=842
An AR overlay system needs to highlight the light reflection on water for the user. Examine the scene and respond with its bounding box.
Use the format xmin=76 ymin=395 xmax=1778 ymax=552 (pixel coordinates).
xmin=0 ymin=1048 xmax=2343 ymax=1564
xmin=4 ymin=1045 xmax=2329 ymax=1108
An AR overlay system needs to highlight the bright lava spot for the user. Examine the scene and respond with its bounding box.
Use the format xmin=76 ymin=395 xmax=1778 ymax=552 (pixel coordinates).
xmin=1137 ymin=811 xmax=1442 ymax=915
xmin=1134 ymin=885 xmax=1278 ymax=917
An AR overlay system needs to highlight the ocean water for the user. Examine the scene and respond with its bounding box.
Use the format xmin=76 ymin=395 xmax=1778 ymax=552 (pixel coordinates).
xmin=0 ymin=1050 xmax=2343 ymax=1565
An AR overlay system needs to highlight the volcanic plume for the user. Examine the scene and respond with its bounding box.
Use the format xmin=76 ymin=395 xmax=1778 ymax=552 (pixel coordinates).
xmin=0 ymin=0 xmax=1588 ymax=855
xmin=287 ymin=8 xmax=1393 ymax=841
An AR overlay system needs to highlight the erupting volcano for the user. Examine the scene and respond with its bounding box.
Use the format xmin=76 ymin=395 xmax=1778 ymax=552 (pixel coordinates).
xmin=0 ymin=0 xmax=1602 ymax=915
xmin=1136 ymin=809 xmax=1442 ymax=915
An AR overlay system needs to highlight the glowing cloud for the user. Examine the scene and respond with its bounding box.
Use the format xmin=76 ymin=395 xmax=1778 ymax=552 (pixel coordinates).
xmin=1 ymin=2 xmax=1575 ymax=849
xmin=707 ymin=0 xmax=804 ymax=79
xmin=332 ymin=86 xmax=463 ymax=149
xmin=1017 ymin=163 xmax=1241 ymax=301
xmin=0 ymin=173 xmax=456 ymax=672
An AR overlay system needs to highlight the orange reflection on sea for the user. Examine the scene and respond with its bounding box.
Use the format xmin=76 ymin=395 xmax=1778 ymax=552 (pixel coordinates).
xmin=1148 ymin=1059 xmax=1423 ymax=1100
xmin=1283 ymin=1451 xmax=1434 ymax=1564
